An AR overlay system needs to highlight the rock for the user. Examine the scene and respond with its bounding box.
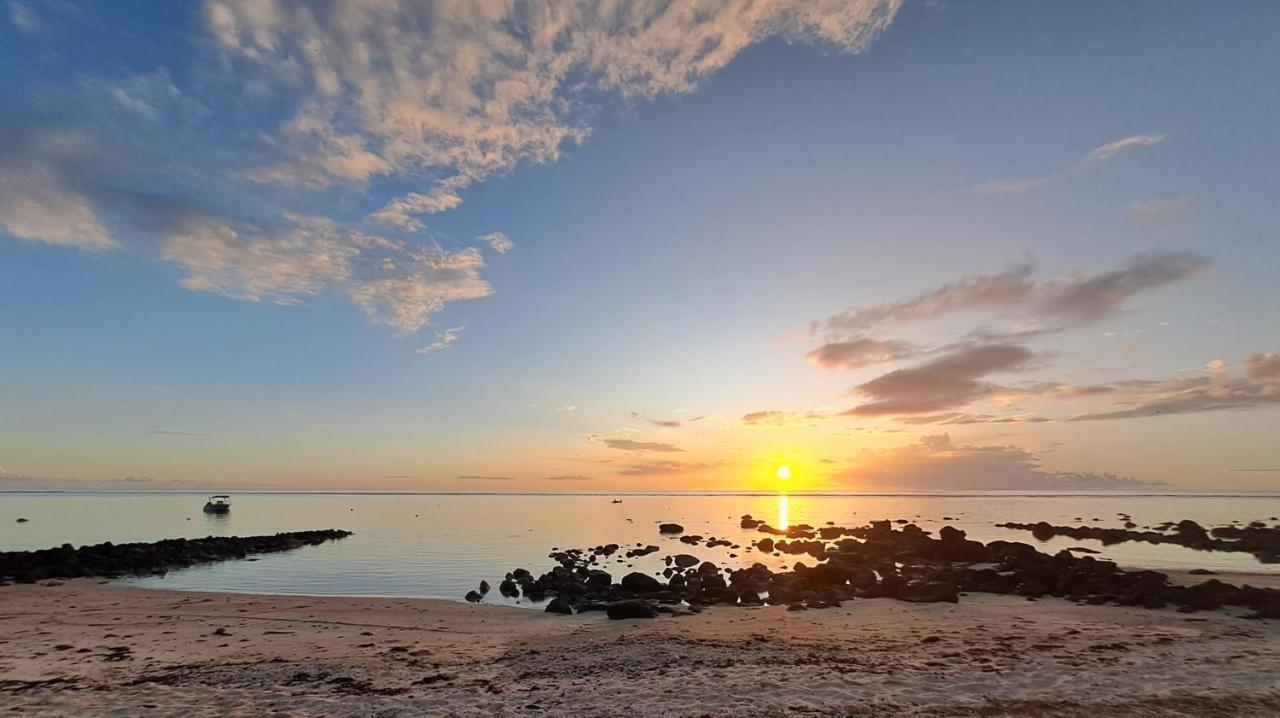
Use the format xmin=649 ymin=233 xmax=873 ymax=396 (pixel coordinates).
xmin=464 ymin=590 xmax=482 ymax=603
xmin=740 ymin=515 xmax=762 ymax=529
xmin=672 ymin=554 xmax=699 ymax=569
xmin=15 ymin=518 xmax=29 ymax=523
xmin=1188 ymin=568 xmax=1217 ymax=575
xmin=478 ymin=580 xmax=491 ymax=595
xmin=620 ymin=572 xmax=663 ymax=594
xmin=499 ymin=578 xmax=520 ymax=598
xmin=606 ymin=600 xmax=658 ymax=620
xmin=658 ymin=523 xmax=684 ymax=534
xmin=586 ymin=570 xmax=613 ymax=591
xmin=545 ymin=596 xmax=574 ymax=615
xmin=900 ymin=581 xmax=959 ymax=603
xmin=786 ymin=603 xmax=807 ymax=611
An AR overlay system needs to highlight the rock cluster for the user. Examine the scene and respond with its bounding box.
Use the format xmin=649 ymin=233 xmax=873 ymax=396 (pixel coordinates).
xmin=0 ymin=530 xmax=353 ymax=583
xmin=473 ymin=517 xmax=1280 ymax=620
xmin=997 ymin=519 xmax=1280 ymax=563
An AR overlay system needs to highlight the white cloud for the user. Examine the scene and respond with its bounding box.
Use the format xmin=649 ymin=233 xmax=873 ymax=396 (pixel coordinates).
xmin=204 ymin=0 xmax=902 ymax=227
xmin=477 ymin=231 xmax=513 ymax=254
xmin=0 ymin=130 xmax=116 ymax=251
xmin=417 ymin=325 xmax=464 ymax=354
xmin=164 ymin=212 xmax=492 ymax=333
xmin=976 ymin=132 xmax=1167 ymax=196
xmin=163 ymin=214 xmax=358 ymax=303
xmin=346 ymin=245 xmax=491 ymax=334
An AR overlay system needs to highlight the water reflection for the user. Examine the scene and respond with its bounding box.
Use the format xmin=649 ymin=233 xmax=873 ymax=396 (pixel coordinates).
xmin=777 ymin=492 xmax=789 ymax=530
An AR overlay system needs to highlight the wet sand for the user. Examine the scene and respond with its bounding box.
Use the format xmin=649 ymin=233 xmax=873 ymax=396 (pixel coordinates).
xmin=2 ymin=581 xmax=1278 ymax=716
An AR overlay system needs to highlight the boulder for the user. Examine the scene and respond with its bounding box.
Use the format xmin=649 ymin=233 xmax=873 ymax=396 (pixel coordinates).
xmin=545 ymin=596 xmax=574 ymax=615
xmin=658 ymin=523 xmax=684 ymax=534
xmin=607 ymin=600 xmax=658 ymax=620
xmin=620 ymin=572 xmax=663 ymax=594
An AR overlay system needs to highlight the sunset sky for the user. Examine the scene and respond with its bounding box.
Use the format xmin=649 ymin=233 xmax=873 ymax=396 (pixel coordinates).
xmin=2 ymin=1 xmax=1278 ymax=492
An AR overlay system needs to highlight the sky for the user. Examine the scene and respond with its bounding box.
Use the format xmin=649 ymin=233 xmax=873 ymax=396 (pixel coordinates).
xmin=1 ymin=0 xmax=1278 ymax=493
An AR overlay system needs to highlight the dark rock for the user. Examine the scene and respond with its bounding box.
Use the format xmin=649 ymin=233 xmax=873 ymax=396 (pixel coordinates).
xmin=478 ymin=580 xmax=491 ymax=595
xmin=658 ymin=523 xmax=684 ymax=534
xmin=672 ymin=554 xmax=699 ymax=569
xmin=606 ymin=600 xmax=657 ymax=620
xmin=464 ymin=590 xmax=482 ymax=603
xmin=545 ymin=596 xmax=574 ymax=615
xmin=900 ymin=581 xmax=959 ymax=603
xmin=620 ymin=572 xmax=663 ymax=594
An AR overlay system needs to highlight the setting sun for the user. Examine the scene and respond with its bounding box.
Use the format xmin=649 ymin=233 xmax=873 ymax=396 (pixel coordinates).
xmin=776 ymin=465 xmax=792 ymax=481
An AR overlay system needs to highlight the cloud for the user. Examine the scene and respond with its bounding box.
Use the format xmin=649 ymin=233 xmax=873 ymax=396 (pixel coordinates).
xmin=346 ymin=245 xmax=493 ymax=334
xmin=204 ymin=0 xmax=902 ymax=227
xmin=805 ymin=337 xmax=918 ymax=371
xmin=838 ymin=434 xmax=1160 ymax=490
xmin=617 ymin=460 xmax=708 ymax=476
xmin=0 ymin=128 xmax=116 ymax=251
xmin=589 ymin=435 xmax=684 ymax=453
xmin=0 ymin=474 xmax=193 ymax=491
xmin=162 ymin=213 xmax=360 ymax=303
xmin=1127 ymin=194 xmax=1201 ymax=225
xmin=845 ymin=343 xmax=1034 ymax=416
xmin=558 ymin=405 xmax=577 ymax=413
xmin=147 ymin=429 xmax=223 ymax=437
xmin=815 ymin=252 xmax=1208 ymax=341
xmin=476 ymin=232 xmax=513 ymax=254
xmin=1064 ymin=350 xmax=1280 ymax=421
xmin=7 ymin=1 xmax=38 ymax=33
xmin=630 ymin=411 xmax=682 ymax=428
xmin=541 ymin=474 xmax=591 ymax=481
xmin=975 ymin=132 xmax=1167 ymax=196
xmin=740 ymin=410 xmax=825 ymax=427
xmin=457 ymin=474 xmax=514 ymax=481
xmin=417 ymin=325 xmax=464 ymax=354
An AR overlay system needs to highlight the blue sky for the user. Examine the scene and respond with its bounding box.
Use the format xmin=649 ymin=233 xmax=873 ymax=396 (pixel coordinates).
xmin=2 ymin=0 xmax=1278 ymax=491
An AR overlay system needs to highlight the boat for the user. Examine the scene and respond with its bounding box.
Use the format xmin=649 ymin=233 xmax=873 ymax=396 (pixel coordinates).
xmin=203 ymin=495 xmax=231 ymax=514
xmin=611 ymin=499 xmax=623 ymax=504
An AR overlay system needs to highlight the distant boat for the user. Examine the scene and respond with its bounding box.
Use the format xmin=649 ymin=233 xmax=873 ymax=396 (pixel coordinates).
xmin=203 ymin=495 xmax=231 ymax=514
xmin=611 ymin=499 xmax=623 ymax=504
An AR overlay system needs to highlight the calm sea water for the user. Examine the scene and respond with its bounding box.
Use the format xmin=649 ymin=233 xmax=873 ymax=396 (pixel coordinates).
xmin=3 ymin=492 xmax=1279 ymax=605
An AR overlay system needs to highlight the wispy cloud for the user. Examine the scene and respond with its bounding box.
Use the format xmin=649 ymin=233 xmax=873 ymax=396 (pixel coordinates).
xmin=629 ymin=412 xmax=682 ymax=428
xmin=418 ymin=326 xmax=464 ymax=354
xmin=457 ymin=474 xmax=515 ymax=481
xmin=838 ymin=434 xmax=1160 ymax=490
xmin=740 ymin=410 xmax=826 ymax=427
xmin=589 ymin=435 xmax=684 ymax=453
xmin=147 ymin=429 xmax=223 ymax=437
xmin=7 ymin=1 xmax=38 ymax=33
xmin=541 ymin=474 xmax=592 ymax=482
xmin=975 ymin=132 xmax=1167 ymax=196
xmin=814 ymin=252 xmax=1208 ymax=341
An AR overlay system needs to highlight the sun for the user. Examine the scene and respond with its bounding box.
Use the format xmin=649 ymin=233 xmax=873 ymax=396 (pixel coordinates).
xmin=776 ymin=465 xmax=792 ymax=481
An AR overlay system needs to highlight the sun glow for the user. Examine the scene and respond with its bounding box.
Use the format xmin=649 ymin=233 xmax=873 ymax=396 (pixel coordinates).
xmin=776 ymin=465 xmax=792 ymax=481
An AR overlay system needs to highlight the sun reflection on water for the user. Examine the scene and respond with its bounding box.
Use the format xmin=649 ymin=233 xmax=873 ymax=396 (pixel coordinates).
xmin=777 ymin=492 xmax=789 ymax=530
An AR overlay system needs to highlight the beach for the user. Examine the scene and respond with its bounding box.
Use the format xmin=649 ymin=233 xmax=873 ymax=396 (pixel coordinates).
xmin=2 ymin=580 xmax=1278 ymax=717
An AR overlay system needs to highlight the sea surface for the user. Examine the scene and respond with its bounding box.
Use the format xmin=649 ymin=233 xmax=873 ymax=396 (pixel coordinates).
xmin=3 ymin=492 xmax=1279 ymax=606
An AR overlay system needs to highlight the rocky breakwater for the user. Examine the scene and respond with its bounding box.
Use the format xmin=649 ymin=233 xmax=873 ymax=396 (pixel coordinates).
xmin=996 ymin=519 xmax=1280 ymax=563
xmin=469 ymin=516 xmax=1280 ymax=620
xmin=0 ymin=530 xmax=353 ymax=583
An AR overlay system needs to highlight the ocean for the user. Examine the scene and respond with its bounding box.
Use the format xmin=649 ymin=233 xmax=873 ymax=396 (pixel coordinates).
xmin=3 ymin=492 xmax=1278 ymax=605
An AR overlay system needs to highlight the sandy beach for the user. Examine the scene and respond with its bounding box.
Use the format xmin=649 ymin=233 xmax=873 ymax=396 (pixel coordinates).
xmin=2 ymin=580 xmax=1277 ymax=717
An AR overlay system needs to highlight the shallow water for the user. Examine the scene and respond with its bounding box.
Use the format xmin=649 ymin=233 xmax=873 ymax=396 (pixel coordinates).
xmin=2 ymin=492 xmax=1279 ymax=605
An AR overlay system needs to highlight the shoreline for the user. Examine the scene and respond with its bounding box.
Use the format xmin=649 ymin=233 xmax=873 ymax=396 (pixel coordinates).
xmin=2 ymin=581 xmax=1277 ymax=717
